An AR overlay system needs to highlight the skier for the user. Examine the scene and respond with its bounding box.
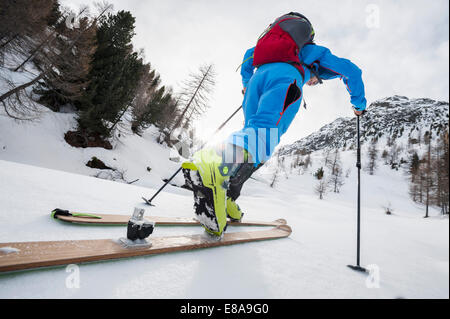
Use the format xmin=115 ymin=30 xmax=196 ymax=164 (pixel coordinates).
xmin=182 ymin=12 xmax=366 ymax=237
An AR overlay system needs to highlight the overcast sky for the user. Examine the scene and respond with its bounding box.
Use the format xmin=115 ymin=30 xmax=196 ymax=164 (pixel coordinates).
xmin=61 ymin=0 xmax=449 ymax=145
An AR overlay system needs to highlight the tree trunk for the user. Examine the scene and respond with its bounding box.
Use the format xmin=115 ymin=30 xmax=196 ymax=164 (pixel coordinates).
xmin=425 ymin=137 xmax=431 ymax=218
xmin=170 ymin=65 xmax=212 ymax=132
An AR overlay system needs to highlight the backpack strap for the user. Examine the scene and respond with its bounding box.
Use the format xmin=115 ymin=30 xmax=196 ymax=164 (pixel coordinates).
xmin=301 ymin=61 xmax=323 ymax=84
xmin=288 ymin=62 xmax=306 ymax=81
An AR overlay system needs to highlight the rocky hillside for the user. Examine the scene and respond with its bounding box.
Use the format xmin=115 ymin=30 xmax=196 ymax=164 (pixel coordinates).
xmin=279 ymin=96 xmax=449 ymax=156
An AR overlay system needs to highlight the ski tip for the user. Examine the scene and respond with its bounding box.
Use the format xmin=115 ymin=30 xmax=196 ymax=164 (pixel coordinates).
xmin=276 ymin=224 xmax=292 ymax=235
xmin=274 ymin=218 xmax=287 ymax=225
xmin=51 ymin=208 xmax=71 ymax=219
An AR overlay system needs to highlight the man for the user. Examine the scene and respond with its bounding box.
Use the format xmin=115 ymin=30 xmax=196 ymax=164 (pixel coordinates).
xmin=182 ymin=12 xmax=366 ymax=237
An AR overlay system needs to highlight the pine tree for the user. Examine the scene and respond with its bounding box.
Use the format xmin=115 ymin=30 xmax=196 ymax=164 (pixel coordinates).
xmin=409 ymin=151 xmax=423 ymax=203
xmin=127 ymin=58 xmax=179 ymax=136
xmin=409 ymin=151 xmax=420 ymax=182
xmin=314 ymin=167 xmax=324 ymax=180
xmin=131 ymin=86 xmax=175 ymax=134
xmin=77 ymin=10 xmax=143 ymax=138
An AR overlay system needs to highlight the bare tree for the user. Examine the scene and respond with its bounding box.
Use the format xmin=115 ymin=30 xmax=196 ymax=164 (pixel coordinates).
xmin=423 ymin=131 xmax=433 ymax=218
xmin=435 ymin=131 xmax=449 ymax=214
xmin=322 ymin=148 xmax=331 ymax=167
xmin=304 ymin=153 xmax=311 ymax=169
xmin=13 ymin=6 xmax=81 ymax=72
xmin=269 ymin=153 xmax=282 ymax=188
xmin=327 ymin=148 xmax=344 ymax=193
xmin=381 ymin=149 xmax=389 ymax=165
xmin=388 ymin=142 xmax=402 ymax=170
xmin=0 ymin=0 xmax=56 ymax=44
xmin=293 ymin=154 xmax=302 ymax=169
xmin=35 ymin=13 xmax=96 ymax=112
xmin=409 ymin=130 xmax=450 ymax=216
xmin=426 ymin=130 xmax=449 ymax=216
xmin=170 ymin=64 xmax=215 ymax=133
xmin=366 ymin=138 xmax=378 ymax=175
xmin=345 ymin=167 xmax=351 ymax=178
xmin=315 ymin=180 xmax=327 ymax=200
xmin=0 ymin=3 xmax=112 ymax=119
xmin=409 ymin=149 xmax=427 ymax=206
xmin=130 ymin=63 xmax=160 ymax=126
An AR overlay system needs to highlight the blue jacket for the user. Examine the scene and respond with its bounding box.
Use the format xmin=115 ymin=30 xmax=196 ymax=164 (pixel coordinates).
xmin=240 ymin=44 xmax=367 ymax=111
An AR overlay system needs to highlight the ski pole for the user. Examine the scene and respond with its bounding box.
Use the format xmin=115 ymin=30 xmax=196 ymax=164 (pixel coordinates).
xmin=348 ymin=113 xmax=367 ymax=273
xmin=142 ymin=104 xmax=243 ymax=205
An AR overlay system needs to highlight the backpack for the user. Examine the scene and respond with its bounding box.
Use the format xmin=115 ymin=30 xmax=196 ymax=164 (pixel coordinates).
xmin=253 ymin=12 xmax=315 ymax=79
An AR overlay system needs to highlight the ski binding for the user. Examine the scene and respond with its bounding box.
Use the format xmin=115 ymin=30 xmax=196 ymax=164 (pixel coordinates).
xmin=120 ymin=207 xmax=155 ymax=247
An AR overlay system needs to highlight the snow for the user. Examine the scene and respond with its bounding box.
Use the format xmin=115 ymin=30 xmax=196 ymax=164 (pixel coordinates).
xmin=0 ymin=155 xmax=448 ymax=298
xmin=0 ymin=106 xmax=186 ymax=191
xmin=0 ymin=247 xmax=20 ymax=254
xmin=0 ymin=104 xmax=448 ymax=299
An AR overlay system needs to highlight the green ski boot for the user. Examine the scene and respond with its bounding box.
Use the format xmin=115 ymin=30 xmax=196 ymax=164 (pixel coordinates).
xmin=226 ymin=198 xmax=244 ymax=222
xmin=182 ymin=147 xmax=234 ymax=237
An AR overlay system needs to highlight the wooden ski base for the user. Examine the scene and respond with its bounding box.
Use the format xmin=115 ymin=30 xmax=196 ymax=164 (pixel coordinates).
xmin=0 ymin=225 xmax=292 ymax=273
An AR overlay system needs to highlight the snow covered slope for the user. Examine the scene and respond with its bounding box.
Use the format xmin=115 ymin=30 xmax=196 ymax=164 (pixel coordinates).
xmin=0 ymin=106 xmax=186 ymax=192
xmin=0 ymin=158 xmax=448 ymax=298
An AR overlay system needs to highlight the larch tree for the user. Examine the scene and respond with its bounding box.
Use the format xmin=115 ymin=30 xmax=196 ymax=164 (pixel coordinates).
xmin=170 ymin=64 xmax=216 ymax=133
xmin=366 ymin=138 xmax=378 ymax=175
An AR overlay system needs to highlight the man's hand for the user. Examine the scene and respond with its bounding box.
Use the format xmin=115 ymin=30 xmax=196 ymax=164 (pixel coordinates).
xmin=353 ymin=109 xmax=364 ymax=116
xmin=306 ymin=76 xmax=319 ymax=86
xmin=242 ymin=87 xmax=247 ymax=95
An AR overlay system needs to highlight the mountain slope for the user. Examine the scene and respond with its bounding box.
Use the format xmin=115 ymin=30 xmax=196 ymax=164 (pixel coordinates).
xmin=279 ymin=96 xmax=449 ymax=156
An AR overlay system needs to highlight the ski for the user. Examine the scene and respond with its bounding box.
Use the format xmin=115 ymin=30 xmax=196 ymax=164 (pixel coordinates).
xmin=51 ymin=208 xmax=287 ymax=227
xmin=0 ymin=225 xmax=292 ymax=273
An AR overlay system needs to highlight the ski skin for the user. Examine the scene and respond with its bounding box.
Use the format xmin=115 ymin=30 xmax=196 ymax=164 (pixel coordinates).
xmin=52 ymin=210 xmax=287 ymax=227
xmin=0 ymin=225 xmax=292 ymax=273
